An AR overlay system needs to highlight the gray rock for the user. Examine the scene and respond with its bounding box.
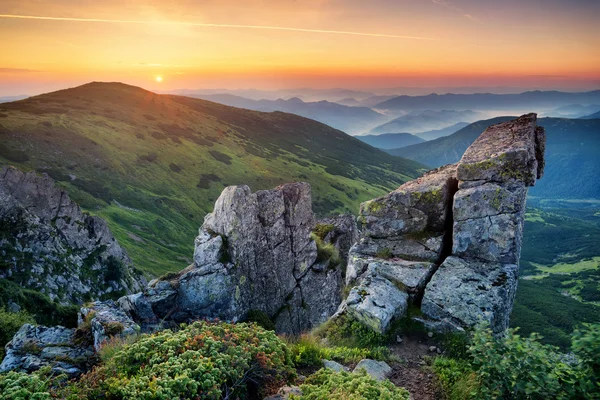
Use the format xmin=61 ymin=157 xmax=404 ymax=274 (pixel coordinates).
xmin=353 ymin=359 xmax=393 ymax=381
xmin=323 ymin=359 xmax=349 ymax=372
xmin=0 ymin=324 xmax=93 ymax=377
xmin=421 ymin=257 xmax=519 ymax=333
xmin=346 ymin=276 xmax=408 ymax=334
xmin=79 ymin=300 xmax=140 ymax=351
xmin=0 ymin=166 xmax=144 ymax=304
xmin=263 ymin=386 xmax=303 ymax=400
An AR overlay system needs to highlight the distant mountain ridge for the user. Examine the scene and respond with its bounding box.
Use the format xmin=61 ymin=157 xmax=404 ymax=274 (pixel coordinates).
xmin=191 ymin=93 xmax=388 ymax=135
xmin=356 ymin=132 xmax=425 ymax=149
xmin=368 ymin=109 xmax=480 ymax=134
xmin=376 ymin=90 xmax=600 ymax=111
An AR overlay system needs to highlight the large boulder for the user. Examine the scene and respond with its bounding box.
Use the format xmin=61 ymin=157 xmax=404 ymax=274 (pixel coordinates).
xmin=0 ymin=324 xmax=93 ymax=377
xmin=79 ymin=300 xmax=140 ymax=351
xmin=0 ymin=166 xmax=144 ymax=304
xmin=339 ymin=114 xmax=545 ymax=335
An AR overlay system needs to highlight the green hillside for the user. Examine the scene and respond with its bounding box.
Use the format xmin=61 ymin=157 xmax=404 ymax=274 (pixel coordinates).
xmin=0 ymin=82 xmax=425 ymax=277
xmin=389 ymin=117 xmax=600 ymax=200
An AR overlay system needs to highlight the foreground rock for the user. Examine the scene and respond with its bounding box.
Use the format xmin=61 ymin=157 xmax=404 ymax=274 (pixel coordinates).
xmin=340 ymin=114 xmax=545 ymax=334
xmin=0 ymin=166 xmax=144 ymax=304
xmin=119 ymin=183 xmax=357 ymax=335
xmin=353 ymin=359 xmax=393 ymax=381
xmin=0 ymin=324 xmax=93 ymax=377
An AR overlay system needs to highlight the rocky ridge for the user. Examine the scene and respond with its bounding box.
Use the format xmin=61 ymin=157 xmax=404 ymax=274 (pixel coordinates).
xmin=0 ymin=166 xmax=144 ymax=304
xmin=339 ymin=113 xmax=545 ymax=333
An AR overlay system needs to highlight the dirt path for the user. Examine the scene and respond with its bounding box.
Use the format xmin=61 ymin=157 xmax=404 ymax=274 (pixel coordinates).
xmin=388 ymin=333 xmax=444 ymax=400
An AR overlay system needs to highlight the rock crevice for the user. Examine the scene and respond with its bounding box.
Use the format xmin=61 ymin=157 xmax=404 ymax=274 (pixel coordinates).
xmin=339 ymin=113 xmax=546 ymax=334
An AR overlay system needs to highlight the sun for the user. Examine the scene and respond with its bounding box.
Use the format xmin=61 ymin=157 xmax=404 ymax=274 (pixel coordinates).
xmin=155 ymin=75 xmax=163 ymax=83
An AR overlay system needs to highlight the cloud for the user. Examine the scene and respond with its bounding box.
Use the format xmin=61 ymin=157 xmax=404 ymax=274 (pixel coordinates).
xmin=0 ymin=13 xmax=436 ymax=40
xmin=432 ymin=0 xmax=482 ymax=23
xmin=0 ymin=67 xmax=40 ymax=73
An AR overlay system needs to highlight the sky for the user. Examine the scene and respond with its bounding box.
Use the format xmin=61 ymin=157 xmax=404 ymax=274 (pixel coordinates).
xmin=1 ymin=0 xmax=599 ymax=96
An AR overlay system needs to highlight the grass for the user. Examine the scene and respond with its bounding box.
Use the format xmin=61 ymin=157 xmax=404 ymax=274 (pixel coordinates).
xmin=0 ymin=82 xmax=425 ymax=278
xmin=533 ymin=257 xmax=600 ymax=275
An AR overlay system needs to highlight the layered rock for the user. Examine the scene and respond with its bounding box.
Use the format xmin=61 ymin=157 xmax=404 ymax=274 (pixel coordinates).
xmin=0 ymin=324 xmax=94 ymax=377
xmin=118 ymin=183 xmax=356 ymax=334
xmin=0 ymin=166 xmax=143 ymax=303
xmin=340 ymin=114 xmax=545 ymax=334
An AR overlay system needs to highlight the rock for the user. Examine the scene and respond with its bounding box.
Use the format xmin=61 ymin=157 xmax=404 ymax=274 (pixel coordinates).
xmin=457 ymin=113 xmax=542 ymax=186
xmin=79 ymin=300 xmax=140 ymax=351
xmin=427 ymin=332 xmax=434 ymax=338
xmin=7 ymin=300 xmax=20 ymax=313
xmin=345 ymin=276 xmax=408 ymax=334
xmin=111 ymin=182 xmax=348 ymax=335
xmin=337 ymin=114 xmax=545 ymax=336
xmin=323 ymin=359 xmax=349 ymax=372
xmin=0 ymin=166 xmax=144 ymax=304
xmin=264 ymin=386 xmax=303 ymax=400
xmin=396 ymin=335 xmax=403 ymax=343
xmin=421 ymin=257 xmax=519 ymax=333
xmin=437 ymin=348 xmax=442 ymax=354
xmin=0 ymin=324 xmax=93 ymax=377
xmin=429 ymin=346 xmax=437 ymax=352
xmin=353 ymin=359 xmax=393 ymax=381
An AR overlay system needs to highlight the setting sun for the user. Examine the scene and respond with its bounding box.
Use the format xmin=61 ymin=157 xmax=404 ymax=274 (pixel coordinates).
xmin=155 ymin=76 xmax=163 ymax=83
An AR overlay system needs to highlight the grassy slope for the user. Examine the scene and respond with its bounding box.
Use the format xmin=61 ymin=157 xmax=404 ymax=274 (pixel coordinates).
xmin=0 ymin=82 xmax=425 ymax=277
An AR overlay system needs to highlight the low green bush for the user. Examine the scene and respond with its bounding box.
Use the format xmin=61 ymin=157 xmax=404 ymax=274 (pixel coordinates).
xmin=0 ymin=368 xmax=53 ymax=400
xmin=319 ymin=314 xmax=388 ymax=348
xmin=469 ymin=324 xmax=600 ymax=399
xmin=61 ymin=321 xmax=295 ymax=399
xmin=287 ymin=334 xmax=388 ymax=367
xmin=247 ymin=309 xmax=276 ymax=331
xmin=310 ymin=233 xmax=341 ymax=268
xmin=292 ymin=368 xmax=410 ymax=400
xmin=431 ymin=357 xmax=479 ymax=400
xmin=0 ymin=308 xmax=34 ymax=359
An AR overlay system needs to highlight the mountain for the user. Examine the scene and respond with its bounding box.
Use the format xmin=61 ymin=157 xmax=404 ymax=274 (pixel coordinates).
xmin=541 ymin=104 xmax=600 ymax=118
xmin=356 ymin=132 xmax=425 ymax=149
xmin=367 ymin=109 xmax=480 ymax=135
xmin=190 ymin=93 xmax=388 ymax=135
xmin=581 ymin=110 xmax=600 ymax=119
xmin=375 ymin=90 xmax=600 ymax=112
xmin=414 ymin=122 xmax=470 ymax=140
xmin=388 ymin=116 xmax=600 ymax=200
xmin=0 ymin=82 xmax=425 ymax=276
xmin=168 ymin=88 xmax=376 ymax=102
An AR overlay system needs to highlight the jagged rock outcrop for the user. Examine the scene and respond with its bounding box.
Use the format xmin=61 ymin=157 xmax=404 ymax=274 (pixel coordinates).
xmin=79 ymin=300 xmax=140 ymax=351
xmin=339 ymin=114 xmax=546 ymax=334
xmin=0 ymin=166 xmax=144 ymax=303
xmin=118 ymin=183 xmax=357 ymax=334
xmin=0 ymin=324 xmax=94 ymax=377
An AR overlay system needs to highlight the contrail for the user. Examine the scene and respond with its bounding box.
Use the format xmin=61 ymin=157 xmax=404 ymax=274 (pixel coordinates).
xmin=0 ymin=13 xmax=435 ymax=40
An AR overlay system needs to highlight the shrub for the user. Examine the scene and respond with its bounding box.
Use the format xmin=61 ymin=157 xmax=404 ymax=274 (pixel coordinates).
xmin=376 ymin=247 xmax=392 ymax=259
xmin=292 ymin=369 xmax=410 ymax=400
xmin=313 ymin=223 xmax=335 ymax=241
xmin=320 ymin=314 xmax=388 ymax=348
xmin=0 ymin=370 xmax=52 ymax=400
xmin=310 ymin=233 xmax=341 ymax=268
xmin=0 ymin=308 xmax=34 ymax=359
xmin=469 ymin=324 xmax=600 ymax=399
xmin=286 ymin=333 xmax=388 ymax=367
xmin=64 ymin=321 xmax=295 ymax=399
xmin=431 ymin=357 xmax=479 ymax=400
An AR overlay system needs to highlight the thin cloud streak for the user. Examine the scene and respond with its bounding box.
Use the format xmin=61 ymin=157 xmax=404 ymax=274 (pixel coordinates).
xmin=0 ymin=14 xmax=436 ymax=40
xmin=432 ymin=0 xmax=482 ymax=24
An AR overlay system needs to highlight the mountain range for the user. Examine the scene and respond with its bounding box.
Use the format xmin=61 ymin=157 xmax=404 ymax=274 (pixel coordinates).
xmin=0 ymin=82 xmax=424 ymax=276
xmin=367 ymin=109 xmax=480 ymax=135
xmin=189 ymin=93 xmax=388 ymax=135
xmin=355 ymin=132 xmax=425 ymax=149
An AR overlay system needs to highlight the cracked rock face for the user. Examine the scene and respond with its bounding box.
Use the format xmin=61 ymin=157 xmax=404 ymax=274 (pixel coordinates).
xmin=0 ymin=166 xmax=144 ymax=304
xmin=340 ymin=113 xmax=546 ymax=334
xmin=114 ymin=183 xmax=356 ymax=335
xmin=0 ymin=324 xmax=94 ymax=377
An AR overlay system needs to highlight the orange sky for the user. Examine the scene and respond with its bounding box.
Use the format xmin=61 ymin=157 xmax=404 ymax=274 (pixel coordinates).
xmin=1 ymin=0 xmax=599 ymax=95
